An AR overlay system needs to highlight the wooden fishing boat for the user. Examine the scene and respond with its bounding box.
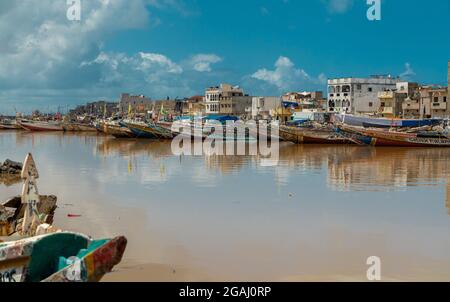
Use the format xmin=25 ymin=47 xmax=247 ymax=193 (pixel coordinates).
xmin=0 ymin=232 xmax=127 ymax=282
xmin=62 ymin=123 xmax=97 ymax=132
xmin=0 ymin=120 xmax=21 ymax=130
xmin=335 ymin=114 xmax=442 ymax=128
xmin=338 ymin=124 xmax=450 ymax=147
xmin=279 ymin=125 xmax=352 ymax=145
xmin=105 ymin=124 xmax=136 ymax=138
xmin=120 ymin=121 xmax=164 ymax=139
xmin=18 ymin=120 xmax=63 ymax=131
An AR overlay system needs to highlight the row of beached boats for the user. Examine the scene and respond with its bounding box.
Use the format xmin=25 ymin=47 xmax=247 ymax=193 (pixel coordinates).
xmin=4 ymin=114 xmax=450 ymax=148
xmin=98 ymin=114 xmax=450 ymax=148
xmin=0 ymin=119 xmax=98 ymax=132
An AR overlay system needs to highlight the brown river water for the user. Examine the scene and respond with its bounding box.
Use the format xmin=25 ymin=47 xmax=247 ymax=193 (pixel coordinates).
xmin=1 ymin=130 xmax=450 ymax=281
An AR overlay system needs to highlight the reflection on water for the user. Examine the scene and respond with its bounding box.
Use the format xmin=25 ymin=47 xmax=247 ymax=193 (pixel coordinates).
xmin=1 ymin=131 xmax=450 ymax=281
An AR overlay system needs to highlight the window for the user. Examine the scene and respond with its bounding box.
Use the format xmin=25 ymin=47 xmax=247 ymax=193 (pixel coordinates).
xmin=368 ymin=87 xmax=373 ymax=92
xmin=444 ymin=97 xmax=447 ymax=103
xmin=342 ymin=85 xmax=350 ymax=93
xmin=369 ymin=102 xmax=373 ymax=107
xmin=381 ymin=102 xmax=385 ymax=107
xmin=434 ymin=97 xmax=439 ymax=102
xmin=356 ymin=84 xmax=362 ymax=90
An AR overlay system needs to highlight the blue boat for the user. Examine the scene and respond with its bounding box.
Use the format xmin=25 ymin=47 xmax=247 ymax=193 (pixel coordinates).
xmin=335 ymin=114 xmax=441 ymax=128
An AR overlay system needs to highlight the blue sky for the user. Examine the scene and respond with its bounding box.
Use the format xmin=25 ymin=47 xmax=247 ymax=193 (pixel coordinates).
xmin=0 ymin=0 xmax=449 ymax=114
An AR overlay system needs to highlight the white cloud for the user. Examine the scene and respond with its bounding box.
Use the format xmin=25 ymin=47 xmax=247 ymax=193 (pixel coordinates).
xmin=189 ymin=54 xmax=223 ymax=72
xmin=138 ymin=52 xmax=183 ymax=74
xmin=324 ymin=0 xmax=354 ymax=14
xmin=400 ymin=62 xmax=416 ymax=80
xmin=0 ymin=0 xmax=215 ymax=114
xmin=251 ymin=56 xmax=326 ymax=91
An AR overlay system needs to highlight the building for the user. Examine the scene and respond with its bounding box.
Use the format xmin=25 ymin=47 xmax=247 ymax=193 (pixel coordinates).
xmin=251 ymin=96 xmax=282 ymax=119
xmin=448 ymin=60 xmax=450 ymax=114
xmin=152 ymin=99 xmax=185 ymax=117
xmin=420 ymin=86 xmax=448 ymax=118
xmin=219 ymin=96 xmax=252 ymax=116
xmin=182 ymin=96 xmax=204 ymax=116
xmin=119 ymin=93 xmax=153 ymax=115
xmin=69 ymin=101 xmax=118 ymax=117
xmin=378 ymin=82 xmax=419 ymax=118
xmin=204 ymin=84 xmax=251 ymax=116
xmin=328 ymin=76 xmax=400 ymax=114
xmin=282 ymin=91 xmax=325 ymax=111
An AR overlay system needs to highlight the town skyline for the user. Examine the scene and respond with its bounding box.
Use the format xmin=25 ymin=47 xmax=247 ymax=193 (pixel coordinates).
xmin=0 ymin=0 xmax=449 ymax=114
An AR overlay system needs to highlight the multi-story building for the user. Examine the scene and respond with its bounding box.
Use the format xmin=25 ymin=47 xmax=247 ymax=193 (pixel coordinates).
xmin=119 ymin=93 xmax=153 ymax=115
xmin=420 ymin=86 xmax=448 ymax=118
xmin=328 ymin=76 xmax=400 ymax=114
xmin=251 ymin=96 xmax=282 ymax=119
xmin=69 ymin=101 xmax=118 ymax=117
xmin=204 ymin=84 xmax=251 ymax=116
xmin=182 ymin=96 xmax=204 ymax=116
xmin=282 ymin=91 xmax=325 ymax=111
xmin=378 ymin=82 xmax=419 ymax=118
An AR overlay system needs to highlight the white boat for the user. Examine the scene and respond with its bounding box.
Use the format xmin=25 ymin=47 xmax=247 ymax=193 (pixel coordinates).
xmin=18 ymin=120 xmax=64 ymax=131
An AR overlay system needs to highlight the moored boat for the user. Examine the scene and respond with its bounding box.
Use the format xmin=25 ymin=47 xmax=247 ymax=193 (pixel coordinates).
xmin=105 ymin=123 xmax=136 ymax=138
xmin=0 ymin=120 xmax=21 ymax=130
xmin=335 ymin=114 xmax=442 ymax=128
xmin=18 ymin=120 xmax=63 ymax=131
xmin=120 ymin=121 xmax=162 ymax=139
xmin=279 ymin=125 xmax=352 ymax=145
xmin=62 ymin=122 xmax=97 ymax=132
xmin=337 ymin=124 xmax=450 ymax=147
xmin=0 ymin=232 xmax=127 ymax=282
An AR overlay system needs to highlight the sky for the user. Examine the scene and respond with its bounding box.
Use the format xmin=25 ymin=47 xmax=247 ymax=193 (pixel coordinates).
xmin=0 ymin=0 xmax=449 ymax=114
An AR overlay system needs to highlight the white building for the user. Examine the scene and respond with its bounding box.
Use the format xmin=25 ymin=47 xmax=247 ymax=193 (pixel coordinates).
xmin=327 ymin=76 xmax=400 ymax=114
xmin=204 ymin=84 xmax=244 ymax=115
xmin=251 ymin=96 xmax=282 ymax=119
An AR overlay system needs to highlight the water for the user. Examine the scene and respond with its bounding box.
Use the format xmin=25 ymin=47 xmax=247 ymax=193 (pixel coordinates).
xmin=1 ymin=130 xmax=450 ymax=281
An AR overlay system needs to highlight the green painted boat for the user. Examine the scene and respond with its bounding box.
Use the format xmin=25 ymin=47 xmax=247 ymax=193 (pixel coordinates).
xmin=0 ymin=232 xmax=127 ymax=282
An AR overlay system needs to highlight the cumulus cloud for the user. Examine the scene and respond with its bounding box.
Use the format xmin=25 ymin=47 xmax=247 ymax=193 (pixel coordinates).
xmin=189 ymin=54 xmax=223 ymax=72
xmin=0 ymin=0 xmax=216 ymax=113
xmin=251 ymin=56 xmax=326 ymax=92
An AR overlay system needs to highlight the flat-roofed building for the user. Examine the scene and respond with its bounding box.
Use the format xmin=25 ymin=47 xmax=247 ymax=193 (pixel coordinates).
xmin=328 ymin=76 xmax=400 ymax=114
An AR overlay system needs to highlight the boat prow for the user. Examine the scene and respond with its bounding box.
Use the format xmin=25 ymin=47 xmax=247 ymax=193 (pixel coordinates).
xmin=0 ymin=232 xmax=127 ymax=282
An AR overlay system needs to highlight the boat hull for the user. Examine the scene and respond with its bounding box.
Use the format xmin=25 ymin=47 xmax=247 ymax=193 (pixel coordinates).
xmin=339 ymin=125 xmax=450 ymax=147
xmin=121 ymin=122 xmax=160 ymax=139
xmin=18 ymin=121 xmax=63 ymax=131
xmin=0 ymin=232 xmax=127 ymax=282
xmin=279 ymin=125 xmax=352 ymax=145
xmin=335 ymin=114 xmax=441 ymax=128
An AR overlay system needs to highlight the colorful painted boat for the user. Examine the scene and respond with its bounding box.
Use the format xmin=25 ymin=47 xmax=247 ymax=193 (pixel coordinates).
xmin=279 ymin=125 xmax=352 ymax=145
xmin=17 ymin=120 xmax=64 ymax=131
xmin=105 ymin=124 xmax=136 ymax=138
xmin=120 ymin=121 xmax=164 ymax=139
xmin=0 ymin=120 xmax=21 ymax=130
xmin=0 ymin=232 xmax=127 ymax=282
xmin=338 ymin=125 xmax=450 ymax=147
xmin=335 ymin=114 xmax=442 ymax=128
